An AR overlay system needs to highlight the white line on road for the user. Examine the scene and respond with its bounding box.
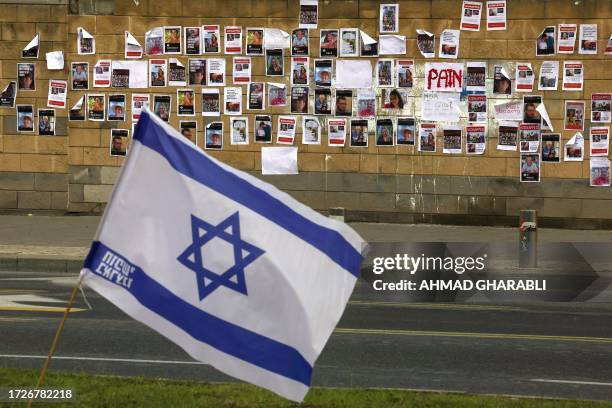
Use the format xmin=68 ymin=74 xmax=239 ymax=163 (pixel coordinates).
xmin=531 ymin=379 xmax=612 ymax=387
xmin=0 ymin=354 xmax=206 ymax=366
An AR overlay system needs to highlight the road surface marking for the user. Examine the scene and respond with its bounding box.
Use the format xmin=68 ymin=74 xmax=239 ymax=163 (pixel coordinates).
xmin=0 ymin=293 xmax=85 ymax=313
xmin=335 ymin=328 xmax=612 ymax=344
xmin=0 ymin=317 xmax=39 ymax=322
xmin=531 ymin=379 xmax=612 ymax=387
xmin=0 ymin=354 xmax=206 ymax=365
xmin=348 ymin=300 xmax=519 ymax=312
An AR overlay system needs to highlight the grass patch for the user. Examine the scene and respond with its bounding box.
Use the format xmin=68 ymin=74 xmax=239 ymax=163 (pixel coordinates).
xmin=0 ymin=367 xmax=608 ymax=407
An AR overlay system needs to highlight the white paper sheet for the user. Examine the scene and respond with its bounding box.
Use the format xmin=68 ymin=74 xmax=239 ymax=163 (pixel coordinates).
xmin=494 ymin=100 xmax=523 ymax=121
xmin=421 ymin=91 xmax=460 ymax=122
xmin=45 ymin=51 xmax=64 ymax=70
xmin=261 ymin=147 xmax=298 ymax=175
xmin=125 ymin=31 xmax=143 ymax=59
xmin=564 ymin=132 xmax=584 ymax=161
xmin=536 ymin=103 xmax=553 ymax=131
xmin=335 ymin=60 xmax=372 ymax=89
xmin=22 ymin=33 xmax=39 ymax=58
xmin=264 ymin=28 xmax=291 ymax=48
xmin=111 ymin=60 xmax=148 ymax=88
xmin=379 ymin=35 xmax=406 ymax=55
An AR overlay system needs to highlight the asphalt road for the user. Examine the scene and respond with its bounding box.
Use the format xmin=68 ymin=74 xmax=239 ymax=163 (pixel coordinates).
xmin=1 ymin=271 xmax=612 ymax=402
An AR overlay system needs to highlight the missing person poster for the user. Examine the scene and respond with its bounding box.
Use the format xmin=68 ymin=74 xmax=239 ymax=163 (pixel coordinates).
xmin=254 ymin=115 xmax=272 ymax=143
xmin=291 ymin=57 xmax=309 ymax=86
xmin=564 ymin=100 xmax=585 ymax=131
xmin=0 ymin=82 xmax=16 ymax=108
xmin=179 ymin=121 xmax=197 ymax=144
xmin=376 ymin=118 xmax=394 ymax=146
xmin=153 ymin=95 xmax=171 ymax=122
xmin=466 ymin=125 xmax=487 ymax=154
xmin=277 ymin=116 xmax=297 ymax=144
xmin=201 ymin=88 xmax=220 ymax=116
xmin=515 ymin=63 xmax=534 ymax=92
xmin=202 ymin=25 xmax=220 ymax=53
xmin=246 ymin=28 xmax=264 ymax=56
xmin=320 ymin=29 xmax=339 ymax=57
xmin=564 ymin=132 xmax=584 ymax=161
xmin=188 ymin=59 xmax=207 ymax=86
xmin=17 ymin=63 xmax=35 ymax=91
xmin=168 ymin=59 xmax=186 ymax=87
xmin=416 ymin=29 xmax=435 ymax=58
xmin=538 ymin=60 xmax=559 ymax=91
xmin=380 ymin=4 xmax=399 ymax=33
xmin=314 ymin=88 xmax=331 ymax=115
xmin=303 ymin=116 xmax=321 ymax=145
xmin=77 ymin=27 xmax=95 ymax=55
xmin=590 ymin=157 xmax=611 ymax=187
xmin=360 ymin=31 xmax=378 ymax=57
xmin=177 ymin=89 xmax=195 ymax=116
xmin=376 ymin=59 xmax=394 ymax=87
xmin=328 ymin=118 xmax=347 ymax=147
xmin=557 ymin=24 xmax=577 ymax=53
xmin=357 ymin=89 xmax=376 ymax=118
xmin=520 ymin=154 xmax=540 ymax=182
xmin=207 ymin=58 xmax=225 ymax=86
xmin=519 ymin=123 xmax=540 ymax=153
xmin=184 ymin=27 xmax=201 ymax=55
xmin=340 ymin=28 xmax=359 ymax=57
xmin=224 ymin=87 xmax=242 ymax=115
xmin=224 ymin=26 xmax=243 ymax=54
xmin=493 ymin=65 xmax=511 ymax=95
xmin=233 ymin=57 xmax=252 ymax=84
xmin=335 ymin=89 xmax=353 ymax=116
xmin=230 ymin=117 xmax=248 ymax=145
xmin=71 ymin=62 xmax=89 ymax=90
xmin=131 ymin=94 xmax=150 ymax=122
xmin=396 ymin=59 xmax=414 ymax=88
xmin=468 ymin=95 xmax=487 ymax=123
xmin=205 ymin=122 xmax=223 ymax=150
xmin=164 ymin=26 xmax=182 ymax=54
xmin=266 ymin=48 xmax=284 ymax=76
xmin=22 ymin=33 xmax=39 ymax=59
xmin=536 ymin=26 xmax=556 ymax=56
xmin=125 ymin=31 xmax=143 ymax=58
xmin=350 ymin=118 xmax=369 ymax=147
xmin=439 ymin=29 xmax=460 ymax=58
xmin=486 ymin=0 xmax=506 ymax=30
xmin=248 ymin=82 xmax=265 ymax=110
xmin=590 ymin=126 xmax=610 ymax=157
xmin=299 ymin=0 xmax=318 ymax=29
xmin=418 ymin=122 xmax=436 ymax=152
xmin=110 ymin=129 xmax=129 ymax=157
xmin=466 ymin=61 xmax=486 ymax=93
xmin=37 ymin=109 xmax=55 ymax=136
xmin=591 ymin=93 xmax=611 ymax=123
xmin=69 ymin=96 xmax=85 ymax=121
xmin=268 ymin=83 xmax=287 ymax=107
xmin=107 ymin=94 xmax=126 ymax=121
xmin=443 ymin=125 xmax=462 ymax=154
xmin=314 ymin=59 xmax=332 ymax=87
xmin=541 ymin=133 xmax=560 ymax=162
xmin=562 ymin=61 xmax=584 ymax=91
xmin=397 ymin=117 xmax=415 ymax=145
xmin=149 ymin=59 xmax=167 ymax=87
xmin=87 ymin=94 xmax=105 ymax=121
xmin=523 ymin=95 xmax=543 ymax=124
xmin=497 ymin=121 xmax=518 ymax=151
xmin=291 ymin=29 xmax=309 ymax=56
xmin=291 ymin=86 xmax=309 ymax=114
xmin=461 ymin=1 xmax=483 ymax=31
xmin=579 ymin=23 xmax=597 ymax=54
xmin=47 ymin=80 xmax=67 ymax=109
xmin=145 ymin=27 xmax=163 ymax=55
xmin=17 ymin=105 xmax=34 ymax=132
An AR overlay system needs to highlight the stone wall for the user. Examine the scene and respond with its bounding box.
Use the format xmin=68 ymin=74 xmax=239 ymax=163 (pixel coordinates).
xmin=0 ymin=0 xmax=611 ymax=227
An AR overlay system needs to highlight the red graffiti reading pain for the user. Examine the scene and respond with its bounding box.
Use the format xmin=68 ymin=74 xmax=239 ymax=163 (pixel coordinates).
xmin=427 ymin=68 xmax=463 ymax=90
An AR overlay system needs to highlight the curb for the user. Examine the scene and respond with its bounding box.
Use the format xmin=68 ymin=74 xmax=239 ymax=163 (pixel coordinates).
xmin=0 ymin=254 xmax=83 ymax=273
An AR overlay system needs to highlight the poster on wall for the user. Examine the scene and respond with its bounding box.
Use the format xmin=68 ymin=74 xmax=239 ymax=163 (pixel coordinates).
xmin=71 ymin=62 xmax=89 ymax=90
xmin=590 ymin=126 xmax=610 ymax=157
xmin=277 ymin=116 xmax=297 ymax=144
xmin=254 ymin=115 xmax=272 ymax=143
xmin=248 ymin=82 xmax=265 ymax=110
xmin=16 ymin=105 xmax=34 ymax=132
xmin=291 ymin=29 xmax=309 ymax=56
xmin=246 ymin=28 xmax=264 ymax=56
xmin=562 ymin=61 xmax=584 ymax=91
xmin=233 ymin=57 xmax=252 ymax=84
xmin=486 ymin=0 xmax=506 ymax=30
xmin=515 ymin=63 xmax=534 ymax=92
xmin=564 ymin=100 xmax=585 ymax=131
xmin=17 ymin=63 xmax=36 ymax=91
xmin=396 ymin=59 xmax=414 ymax=88
xmin=493 ymin=65 xmax=511 ymax=94
xmin=208 ymin=58 xmax=226 ymax=86
xmin=224 ymin=26 xmax=243 ymax=54
xmin=541 ymin=133 xmax=560 ymax=162
xmin=421 ymin=91 xmax=461 ymax=122
xmin=460 ymin=1 xmax=483 ymax=31
xmin=125 ymin=31 xmax=143 ymax=58
xmin=557 ymin=24 xmax=577 ymax=53
xmin=466 ymin=61 xmax=486 ymax=93
xmin=22 ymin=33 xmax=40 ymax=59
xmin=466 ymin=125 xmax=486 ymax=154
xmin=201 ymin=88 xmax=220 ymax=116
xmin=497 ymin=121 xmax=518 ymax=151
xmin=184 ymin=27 xmax=201 ymax=55
xmin=564 ymin=132 xmax=584 ymax=161
xmin=131 ymin=94 xmax=150 ymax=122
xmin=203 ymin=25 xmax=221 ymax=53
xmin=205 ymin=122 xmax=223 ymax=150
xmin=380 ymin=4 xmax=399 ymax=34
xmin=0 ymin=82 xmax=16 ymax=108
xmin=418 ymin=122 xmax=436 ymax=152
xmin=87 ymin=94 xmax=105 ymax=121
xmin=47 ymin=80 xmax=67 ymax=109
xmin=360 ymin=31 xmax=378 ymax=57
xmin=38 ymin=109 xmax=55 ymax=136
xmin=107 ymin=94 xmax=126 ymax=121
xmin=519 ymin=123 xmax=540 ymax=153
xmin=538 ymin=60 xmax=559 ymax=91
xmin=520 ymin=154 xmax=540 ymax=183
xmin=591 ymin=93 xmax=611 ymax=123
xmin=145 ymin=27 xmax=163 ymax=55
xmin=339 ymin=28 xmax=359 ymax=57
xmin=439 ymin=29 xmax=460 ymax=59
xmin=350 ymin=118 xmax=369 ymax=147
xmin=416 ymin=29 xmax=435 ymax=58
xmin=299 ymin=0 xmax=318 ymax=29
xmin=179 ymin=121 xmax=197 ymax=144
xmin=396 ymin=117 xmax=415 ymax=145
xmin=578 ymin=24 xmax=597 ymax=54
xmin=224 ymin=87 xmax=242 ymax=115
xmin=536 ymin=26 xmax=556 ymax=56
xmin=69 ymin=96 xmax=85 ymax=121
xmin=164 ymin=26 xmax=182 ymax=54
xmin=468 ymin=95 xmax=487 ymax=123
xmin=303 ymin=116 xmax=321 ymax=145
xmin=375 ymin=118 xmax=394 ymax=146
xmin=149 ymin=59 xmax=167 ymax=87
xmin=442 ymin=125 xmax=462 ymax=154
xmin=230 ymin=117 xmax=248 ymax=145
xmin=268 ymin=83 xmax=287 ymax=107
xmin=590 ymin=158 xmax=611 ymax=187
xmin=328 ymin=118 xmax=347 ymax=146
xmin=77 ymin=27 xmax=95 ymax=55
xmin=320 ymin=29 xmax=339 ymax=57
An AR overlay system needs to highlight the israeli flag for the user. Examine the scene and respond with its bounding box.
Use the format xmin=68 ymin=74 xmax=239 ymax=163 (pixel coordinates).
xmin=80 ymin=109 xmax=364 ymax=402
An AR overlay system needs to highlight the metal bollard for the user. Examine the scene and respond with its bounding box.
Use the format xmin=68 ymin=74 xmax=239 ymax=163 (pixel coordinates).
xmin=329 ymin=207 xmax=345 ymax=222
xmin=519 ymin=210 xmax=537 ymax=268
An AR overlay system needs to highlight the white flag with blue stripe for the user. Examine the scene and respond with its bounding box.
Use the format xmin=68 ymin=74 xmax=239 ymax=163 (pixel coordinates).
xmin=80 ymin=109 xmax=364 ymax=402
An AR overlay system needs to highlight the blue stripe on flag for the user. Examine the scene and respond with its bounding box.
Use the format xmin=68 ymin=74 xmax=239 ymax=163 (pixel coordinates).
xmin=84 ymin=240 xmax=313 ymax=386
xmin=133 ymin=111 xmax=362 ymax=278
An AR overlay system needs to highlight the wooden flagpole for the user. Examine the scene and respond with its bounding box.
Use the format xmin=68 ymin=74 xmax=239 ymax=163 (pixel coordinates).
xmin=27 ymin=275 xmax=83 ymax=408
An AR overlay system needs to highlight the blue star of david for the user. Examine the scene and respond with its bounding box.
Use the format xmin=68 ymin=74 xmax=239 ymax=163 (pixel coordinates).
xmin=177 ymin=212 xmax=265 ymax=300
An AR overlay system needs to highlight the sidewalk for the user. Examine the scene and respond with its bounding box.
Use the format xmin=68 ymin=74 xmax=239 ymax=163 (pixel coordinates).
xmin=0 ymin=215 xmax=611 ymax=273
